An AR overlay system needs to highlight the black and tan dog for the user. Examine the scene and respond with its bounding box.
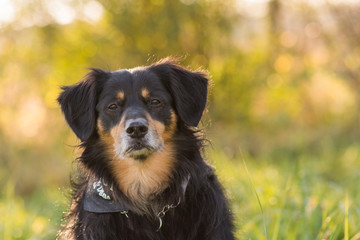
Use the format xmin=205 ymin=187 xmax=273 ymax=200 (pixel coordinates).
xmin=57 ymin=58 xmax=234 ymax=240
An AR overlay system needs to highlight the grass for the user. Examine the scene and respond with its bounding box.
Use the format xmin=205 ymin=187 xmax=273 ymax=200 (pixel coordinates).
xmin=210 ymin=148 xmax=360 ymax=240
xmin=0 ymin=182 xmax=67 ymax=240
xmin=1 ymin=147 xmax=360 ymax=239
xmin=241 ymin=155 xmax=269 ymax=240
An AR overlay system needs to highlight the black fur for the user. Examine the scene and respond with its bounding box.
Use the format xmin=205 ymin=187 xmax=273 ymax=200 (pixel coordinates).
xmin=57 ymin=69 xmax=109 ymax=141
xmin=58 ymin=58 xmax=234 ymax=240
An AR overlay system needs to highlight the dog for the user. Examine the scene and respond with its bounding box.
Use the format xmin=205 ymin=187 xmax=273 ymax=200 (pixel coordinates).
xmin=57 ymin=58 xmax=234 ymax=240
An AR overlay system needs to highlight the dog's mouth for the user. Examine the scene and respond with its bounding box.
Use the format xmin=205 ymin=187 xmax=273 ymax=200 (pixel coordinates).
xmin=125 ymin=142 xmax=153 ymax=153
xmin=125 ymin=142 xmax=155 ymax=160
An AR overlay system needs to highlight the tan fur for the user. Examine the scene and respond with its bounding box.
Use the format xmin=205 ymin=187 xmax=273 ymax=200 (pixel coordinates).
xmin=111 ymin=144 xmax=175 ymax=211
xmin=117 ymin=91 xmax=125 ymax=100
xmin=163 ymin=111 xmax=177 ymax=141
xmin=99 ymin=111 xmax=177 ymax=211
xmin=141 ymin=88 xmax=149 ymax=99
xmin=97 ymin=119 xmax=116 ymax=155
xmin=109 ymin=117 xmax=125 ymax=142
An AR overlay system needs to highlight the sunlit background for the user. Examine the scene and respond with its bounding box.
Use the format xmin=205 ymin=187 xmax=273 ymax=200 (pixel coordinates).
xmin=1 ymin=0 xmax=360 ymax=239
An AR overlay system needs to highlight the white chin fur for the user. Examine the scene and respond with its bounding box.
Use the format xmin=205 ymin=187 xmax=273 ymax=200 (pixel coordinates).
xmin=128 ymin=148 xmax=154 ymax=159
xmin=114 ymin=130 xmax=163 ymax=159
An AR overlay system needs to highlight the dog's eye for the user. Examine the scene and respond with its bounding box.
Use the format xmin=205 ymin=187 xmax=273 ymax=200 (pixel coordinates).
xmin=150 ymin=99 xmax=161 ymax=106
xmin=108 ymin=104 xmax=118 ymax=110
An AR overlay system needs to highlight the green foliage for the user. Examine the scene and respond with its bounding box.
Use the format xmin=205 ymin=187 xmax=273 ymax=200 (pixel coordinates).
xmin=0 ymin=182 xmax=66 ymax=240
xmin=1 ymin=0 xmax=360 ymax=239
xmin=211 ymin=148 xmax=360 ymax=239
xmin=2 ymin=148 xmax=359 ymax=239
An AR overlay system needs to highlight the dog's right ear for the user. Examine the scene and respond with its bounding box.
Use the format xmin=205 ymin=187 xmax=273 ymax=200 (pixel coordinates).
xmin=57 ymin=69 xmax=108 ymax=142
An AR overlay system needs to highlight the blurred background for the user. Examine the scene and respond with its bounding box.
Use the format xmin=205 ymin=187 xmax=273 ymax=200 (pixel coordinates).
xmin=1 ymin=0 xmax=360 ymax=239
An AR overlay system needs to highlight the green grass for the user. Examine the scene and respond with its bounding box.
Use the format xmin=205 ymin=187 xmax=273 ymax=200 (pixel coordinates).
xmin=210 ymin=149 xmax=360 ymax=240
xmin=0 ymin=182 xmax=67 ymax=240
xmin=241 ymin=154 xmax=269 ymax=240
xmin=1 ymin=148 xmax=360 ymax=239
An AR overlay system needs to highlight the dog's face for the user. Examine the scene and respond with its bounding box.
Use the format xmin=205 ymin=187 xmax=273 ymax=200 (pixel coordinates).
xmin=58 ymin=59 xmax=209 ymax=202
xmin=96 ymin=69 xmax=176 ymax=161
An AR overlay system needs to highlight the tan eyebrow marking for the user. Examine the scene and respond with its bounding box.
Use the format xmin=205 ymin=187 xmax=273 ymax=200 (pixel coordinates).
xmin=141 ymin=88 xmax=149 ymax=98
xmin=117 ymin=91 xmax=125 ymax=100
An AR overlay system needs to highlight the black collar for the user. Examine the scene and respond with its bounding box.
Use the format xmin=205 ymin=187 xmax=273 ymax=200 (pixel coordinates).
xmin=84 ymin=175 xmax=190 ymax=215
xmin=84 ymin=178 xmax=129 ymax=214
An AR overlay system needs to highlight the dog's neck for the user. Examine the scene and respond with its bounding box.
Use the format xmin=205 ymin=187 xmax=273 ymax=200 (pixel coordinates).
xmin=109 ymin=143 xmax=177 ymax=214
xmin=84 ymin=174 xmax=190 ymax=218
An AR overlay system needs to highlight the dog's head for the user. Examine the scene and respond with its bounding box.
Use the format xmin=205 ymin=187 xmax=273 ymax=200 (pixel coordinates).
xmin=58 ymin=59 xmax=209 ymax=201
xmin=58 ymin=59 xmax=208 ymax=157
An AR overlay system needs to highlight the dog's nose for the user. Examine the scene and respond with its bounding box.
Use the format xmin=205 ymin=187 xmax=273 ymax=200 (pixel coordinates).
xmin=126 ymin=119 xmax=149 ymax=139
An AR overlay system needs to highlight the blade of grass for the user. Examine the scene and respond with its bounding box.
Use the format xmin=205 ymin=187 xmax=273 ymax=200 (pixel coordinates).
xmin=271 ymin=170 xmax=294 ymax=240
xmin=345 ymin=191 xmax=349 ymax=240
xmin=241 ymin=156 xmax=269 ymax=240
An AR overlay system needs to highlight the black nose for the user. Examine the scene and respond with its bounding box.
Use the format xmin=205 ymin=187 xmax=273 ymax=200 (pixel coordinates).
xmin=126 ymin=119 xmax=149 ymax=139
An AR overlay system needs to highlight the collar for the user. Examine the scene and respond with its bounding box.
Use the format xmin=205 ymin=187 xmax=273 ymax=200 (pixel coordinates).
xmin=83 ymin=178 xmax=129 ymax=216
xmin=84 ymin=175 xmax=191 ymax=219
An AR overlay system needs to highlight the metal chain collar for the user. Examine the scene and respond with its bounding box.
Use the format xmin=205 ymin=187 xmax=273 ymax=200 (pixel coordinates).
xmin=120 ymin=210 xmax=129 ymax=218
xmin=88 ymin=176 xmax=189 ymax=231
xmin=156 ymin=198 xmax=181 ymax=231
xmin=116 ymin=198 xmax=181 ymax=231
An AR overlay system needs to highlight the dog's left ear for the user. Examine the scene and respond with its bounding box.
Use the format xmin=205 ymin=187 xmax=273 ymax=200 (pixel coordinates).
xmin=151 ymin=59 xmax=210 ymax=127
xmin=57 ymin=69 xmax=108 ymax=141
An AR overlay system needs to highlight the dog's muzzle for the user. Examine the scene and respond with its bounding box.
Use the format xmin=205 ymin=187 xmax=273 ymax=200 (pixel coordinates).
xmin=116 ymin=117 xmax=162 ymax=160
